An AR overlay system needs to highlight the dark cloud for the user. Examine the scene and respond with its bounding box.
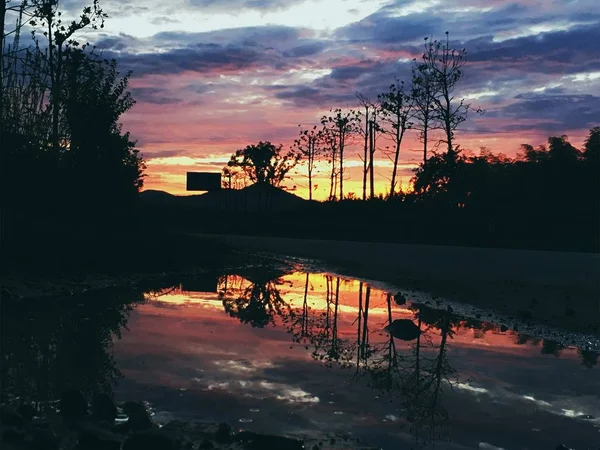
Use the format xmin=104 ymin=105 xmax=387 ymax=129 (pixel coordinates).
xmin=129 ymin=87 xmax=179 ymax=105
xmin=282 ymin=41 xmax=328 ymax=58
xmin=336 ymin=11 xmax=440 ymax=47
xmin=98 ymin=26 xmax=327 ymax=77
xmin=487 ymin=92 xmax=600 ymax=131
xmin=467 ymin=24 xmax=600 ymax=74
xmin=107 ymin=43 xmax=288 ymax=77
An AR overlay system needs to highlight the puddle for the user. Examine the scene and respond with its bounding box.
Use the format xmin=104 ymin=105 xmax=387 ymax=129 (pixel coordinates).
xmin=2 ymin=268 xmax=599 ymax=449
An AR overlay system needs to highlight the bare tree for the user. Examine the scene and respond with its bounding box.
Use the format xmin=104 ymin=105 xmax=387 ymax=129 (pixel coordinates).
xmin=321 ymin=108 xmax=358 ymax=201
xmin=293 ymin=124 xmax=323 ymax=201
xmin=378 ymin=79 xmax=414 ymax=196
xmin=411 ymin=42 xmax=439 ymax=167
xmin=319 ymin=122 xmax=338 ymax=201
xmin=420 ymin=32 xmax=482 ymax=161
xmin=367 ymin=105 xmax=382 ymax=199
xmin=355 ymin=93 xmax=375 ymax=200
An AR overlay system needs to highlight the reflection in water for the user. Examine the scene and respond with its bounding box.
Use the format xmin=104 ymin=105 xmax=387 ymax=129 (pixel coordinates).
xmin=215 ymin=271 xmax=599 ymax=448
xmin=0 ymin=287 xmax=143 ymax=411
xmin=3 ymin=269 xmax=598 ymax=450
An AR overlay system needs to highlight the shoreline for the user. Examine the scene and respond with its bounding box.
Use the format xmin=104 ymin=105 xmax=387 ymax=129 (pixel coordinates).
xmin=191 ymin=233 xmax=600 ymax=337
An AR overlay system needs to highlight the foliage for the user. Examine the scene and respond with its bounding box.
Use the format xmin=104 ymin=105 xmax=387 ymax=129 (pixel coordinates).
xmin=227 ymin=140 xmax=299 ymax=187
xmin=1 ymin=0 xmax=145 ymax=250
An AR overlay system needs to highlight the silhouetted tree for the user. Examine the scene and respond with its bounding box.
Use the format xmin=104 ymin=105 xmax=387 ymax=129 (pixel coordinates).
xmin=411 ymin=43 xmax=438 ymax=166
xmin=29 ymin=0 xmax=107 ymax=152
xmin=227 ymin=141 xmax=299 ymax=187
xmin=378 ymin=79 xmax=414 ymax=196
xmin=355 ymin=93 xmax=375 ymax=200
xmin=420 ymin=33 xmax=481 ymax=161
xmin=61 ymin=47 xmax=144 ymax=215
xmin=293 ymin=125 xmax=323 ymax=200
xmin=321 ymin=108 xmax=358 ymax=201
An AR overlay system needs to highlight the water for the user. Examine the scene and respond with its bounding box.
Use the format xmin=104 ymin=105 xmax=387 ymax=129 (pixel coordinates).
xmin=2 ymin=268 xmax=599 ymax=449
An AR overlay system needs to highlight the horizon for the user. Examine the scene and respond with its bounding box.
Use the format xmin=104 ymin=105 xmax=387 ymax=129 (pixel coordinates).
xmin=7 ymin=0 xmax=599 ymax=199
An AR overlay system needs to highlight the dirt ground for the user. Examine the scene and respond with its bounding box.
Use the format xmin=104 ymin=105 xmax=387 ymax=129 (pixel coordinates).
xmin=193 ymin=233 xmax=600 ymax=337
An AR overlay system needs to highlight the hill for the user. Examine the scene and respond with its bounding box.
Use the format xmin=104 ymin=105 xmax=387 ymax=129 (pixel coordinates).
xmin=140 ymin=184 xmax=308 ymax=212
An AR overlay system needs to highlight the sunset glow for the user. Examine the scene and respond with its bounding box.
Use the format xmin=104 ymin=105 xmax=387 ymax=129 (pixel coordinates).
xmin=43 ymin=0 xmax=599 ymax=198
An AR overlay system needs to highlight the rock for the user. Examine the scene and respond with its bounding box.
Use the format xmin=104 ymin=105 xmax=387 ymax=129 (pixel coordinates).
xmin=123 ymin=431 xmax=173 ymax=450
xmin=60 ymin=389 xmax=88 ymax=422
xmin=556 ymin=446 xmax=573 ymax=450
xmin=393 ymin=292 xmax=406 ymax=305
xmin=123 ymin=402 xmax=154 ymax=431
xmin=236 ymin=431 xmax=303 ymax=450
xmin=215 ymin=422 xmax=232 ymax=444
xmin=447 ymin=305 xmax=454 ymax=313
xmin=92 ymin=393 xmax=117 ymax=424
xmin=383 ymin=319 xmax=421 ymax=341
xmin=17 ymin=404 xmax=36 ymax=422
xmin=500 ymin=325 xmax=508 ymax=332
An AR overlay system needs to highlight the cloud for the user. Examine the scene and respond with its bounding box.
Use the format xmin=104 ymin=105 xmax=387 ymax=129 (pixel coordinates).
xmin=187 ymin=0 xmax=297 ymax=13
xmin=129 ymin=87 xmax=180 ymax=105
xmin=489 ymin=92 xmax=600 ymax=131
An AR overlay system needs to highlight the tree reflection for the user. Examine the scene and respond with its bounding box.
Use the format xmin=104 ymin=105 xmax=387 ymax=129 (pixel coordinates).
xmin=309 ymin=276 xmax=354 ymax=367
xmin=0 ymin=287 xmax=144 ymax=411
xmin=220 ymin=272 xmax=289 ymax=328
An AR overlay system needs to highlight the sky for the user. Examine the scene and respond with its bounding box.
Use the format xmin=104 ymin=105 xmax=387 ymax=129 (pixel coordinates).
xmin=32 ymin=0 xmax=600 ymax=197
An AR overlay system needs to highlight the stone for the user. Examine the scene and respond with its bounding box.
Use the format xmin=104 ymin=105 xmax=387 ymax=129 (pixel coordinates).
xmin=383 ymin=319 xmax=421 ymax=341
xmin=393 ymin=292 xmax=406 ymax=305
xmin=123 ymin=402 xmax=154 ymax=431
xmin=500 ymin=325 xmax=508 ymax=332
xmin=60 ymin=389 xmax=88 ymax=422
xmin=123 ymin=431 xmax=173 ymax=450
xmin=92 ymin=393 xmax=117 ymax=424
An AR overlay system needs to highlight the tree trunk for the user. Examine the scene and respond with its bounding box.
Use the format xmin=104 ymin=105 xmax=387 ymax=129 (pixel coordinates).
xmin=369 ymin=121 xmax=375 ymax=200
xmin=423 ymin=115 xmax=428 ymax=166
xmin=362 ymin=110 xmax=368 ymax=201
xmin=308 ymin=139 xmax=313 ymax=201
xmin=361 ymin=285 xmax=371 ymax=359
xmin=390 ymin=112 xmax=402 ymax=196
xmin=339 ymin=130 xmax=344 ymax=201
xmin=0 ymin=0 xmax=5 ymax=253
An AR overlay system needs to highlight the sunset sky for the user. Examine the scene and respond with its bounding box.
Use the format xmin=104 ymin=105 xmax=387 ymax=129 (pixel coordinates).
xmin=46 ymin=0 xmax=600 ymax=198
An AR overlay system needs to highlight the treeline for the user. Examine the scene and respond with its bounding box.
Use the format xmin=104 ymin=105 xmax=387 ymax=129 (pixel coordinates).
xmin=1 ymin=1 xmax=144 ymax=264
xmin=223 ymin=33 xmax=482 ymax=201
xmin=218 ymin=34 xmax=598 ymax=251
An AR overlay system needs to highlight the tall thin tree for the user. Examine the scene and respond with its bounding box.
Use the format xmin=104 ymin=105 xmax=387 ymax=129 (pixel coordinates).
xmin=378 ymin=79 xmax=414 ymax=196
